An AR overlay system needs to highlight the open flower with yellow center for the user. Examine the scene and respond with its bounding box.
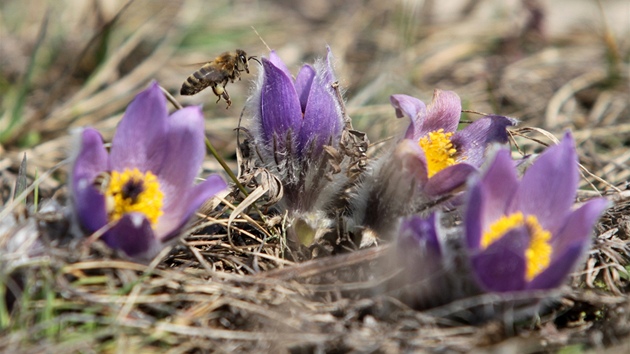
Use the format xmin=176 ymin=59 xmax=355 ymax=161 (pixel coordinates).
xmin=351 ymin=90 xmax=515 ymax=240
xmin=71 ymin=82 xmax=227 ymax=260
xmin=389 ymin=90 xmax=516 ymax=197
xmin=465 ymin=132 xmax=608 ymax=292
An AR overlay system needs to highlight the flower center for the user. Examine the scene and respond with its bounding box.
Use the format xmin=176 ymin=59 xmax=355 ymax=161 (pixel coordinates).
xmin=104 ymin=168 xmax=164 ymax=226
xmin=418 ymin=129 xmax=457 ymax=177
xmin=481 ymin=212 xmax=552 ymax=282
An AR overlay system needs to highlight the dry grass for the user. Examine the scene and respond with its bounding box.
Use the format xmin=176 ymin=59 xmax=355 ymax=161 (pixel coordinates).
xmin=1 ymin=0 xmax=629 ymax=352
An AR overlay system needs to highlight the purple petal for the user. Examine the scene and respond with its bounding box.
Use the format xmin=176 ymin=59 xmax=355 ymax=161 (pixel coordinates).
xmin=393 ymin=140 xmax=429 ymax=186
xmin=471 ymin=226 xmax=529 ymax=292
xmin=156 ymin=174 xmax=228 ymax=240
xmin=527 ymin=243 xmax=583 ymax=290
xmin=299 ymin=63 xmax=342 ymax=155
xmin=397 ymin=213 xmax=444 ymax=293
xmin=424 ymin=163 xmax=477 ymax=197
xmin=551 ymin=197 xmax=609 ymax=260
xmin=74 ymin=178 xmax=108 ymax=233
xmin=110 ymin=81 xmax=169 ymax=173
xmin=295 ymin=65 xmax=315 ymax=112
xmin=72 ymin=128 xmax=109 ymax=186
xmin=451 ymin=115 xmax=516 ymax=167
xmin=72 ymin=128 xmax=109 ymax=232
xmin=465 ymin=181 xmax=485 ymax=249
xmin=398 ymin=213 xmax=441 ymax=257
xmin=478 ymin=149 xmax=519 ymax=231
xmin=421 ymin=90 xmax=462 ymax=136
xmin=390 ymin=94 xmax=427 ymax=140
xmin=102 ymin=213 xmax=161 ymax=259
xmin=260 ymin=58 xmax=303 ymax=145
xmin=154 ymin=106 xmax=206 ymax=213
xmin=268 ymin=51 xmax=293 ymax=80
xmin=510 ymin=132 xmax=578 ymax=233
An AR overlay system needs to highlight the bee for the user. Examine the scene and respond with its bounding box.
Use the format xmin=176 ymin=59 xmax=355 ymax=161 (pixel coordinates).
xmin=180 ymin=49 xmax=260 ymax=109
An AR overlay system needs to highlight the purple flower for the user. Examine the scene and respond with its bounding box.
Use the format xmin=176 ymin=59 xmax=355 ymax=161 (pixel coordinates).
xmin=71 ymin=82 xmax=227 ymax=260
xmin=395 ymin=213 xmax=469 ymax=309
xmin=397 ymin=213 xmax=443 ymax=277
xmin=465 ymin=132 xmax=608 ymax=292
xmin=390 ymin=90 xmax=516 ymax=197
xmin=252 ymin=48 xmax=344 ymax=159
xmin=352 ymin=90 xmax=515 ymax=239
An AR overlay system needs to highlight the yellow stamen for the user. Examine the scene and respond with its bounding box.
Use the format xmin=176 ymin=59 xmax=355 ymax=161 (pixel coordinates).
xmin=104 ymin=168 xmax=164 ymax=226
xmin=524 ymin=215 xmax=552 ymax=281
xmin=481 ymin=212 xmax=525 ymax=249
xmin=418 ymin=129 xmax=457 ymax=177
xmin=481 ymin=212 xmax=553 ymax=282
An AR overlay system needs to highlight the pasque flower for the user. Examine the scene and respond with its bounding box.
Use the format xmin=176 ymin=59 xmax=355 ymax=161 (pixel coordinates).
xmin=395 ymin=214 xmax=444 ymax=303
xmin=394 ymin=213 xmax=468 ymax=309
xmin=71 ymin=82 xmax=227 ymax=259
xmin=390 ymin=90 xmax=516 ymax=197
xmin=244 ymin=48 xmax=347 ymax=246
xmin=252 ymin=48 xmax=344 ymax=162
xmin=352 ymin=90 xmax=515 ymax=240
xmin=465 ymin=132 xmax=608 ymax=292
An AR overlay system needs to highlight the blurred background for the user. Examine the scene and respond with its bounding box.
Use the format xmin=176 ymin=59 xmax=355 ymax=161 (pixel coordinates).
xmin=0 ymin=0 xmax=628 ymax=188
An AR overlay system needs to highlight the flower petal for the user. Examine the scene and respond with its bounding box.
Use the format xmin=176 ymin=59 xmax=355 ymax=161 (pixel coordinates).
xmin=390 ymin=94 xmax=427 ymax=140
xmin=398 ymin=213 xmax=441 ymax=257
xmin=465 ymin=180 xmax=485 ymax=249
xmin=295 ymin=64 xmax=315 ymax=112
xmin=299 ymin=60 xmax=342 ymax=155
xmin=510 ymin=132 xmax=578 ymax=233
xmin=471 ymin=226 xmax=529 ymax=292
xmin=154 ymin=106 xmax=206 ymax=213
xmin=551 ymin=197 xmax=609 ymax=260
xmin=478 ymin=149 xmax=519 ymax=231
xmin=72 ymin=128 xmax=109 ymax=186
xmin=72 ymin=128 xmax=109 ymax=232
xmin=260 ymin=58 xmax=303 ymax=145
xmin=110 ymin=81 xmax=168 ymax=173
xmin=422 ymin=90 xmax=461 ymax=136
xmin=527 ymin=243 xmax=583 ymax=290
xmin=268 ymin=51 xmax=293 ymax=80
xmin=393 ymin=139 xmax=429 ymax=186
xmin=451 ymin=115 xmax=516 ymax=167
xmin=424 ymin=163 xmax=477 ymax=197
xmin=102 ymin=213 xmax=161 ymax=259
xmin=74 ymin=178 xmax=108 ymax=233
xmin=156 ymin=174 xmax=227 ymax=240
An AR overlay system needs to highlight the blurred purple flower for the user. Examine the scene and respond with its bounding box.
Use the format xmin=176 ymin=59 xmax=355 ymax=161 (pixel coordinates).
xmin=253 ymin=47 xmax=344 ymax=159
xmin=71 ymin=81 xmax=227 ymax=260
xmin=391 ymin=90 xmax=516 ymax=197
xmin=397 ymin=213 xmax=444 ymax=286
xmin=465 ymin=132 xmax=608 ymax=292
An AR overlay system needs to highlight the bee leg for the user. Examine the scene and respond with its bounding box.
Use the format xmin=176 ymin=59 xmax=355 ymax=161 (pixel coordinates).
xmin=222 ymin=90 xmax=232 ymax=109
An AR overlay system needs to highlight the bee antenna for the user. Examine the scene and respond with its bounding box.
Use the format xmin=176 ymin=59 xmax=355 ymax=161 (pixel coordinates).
xmin=248 ymin=56 xmax=261 ymax=65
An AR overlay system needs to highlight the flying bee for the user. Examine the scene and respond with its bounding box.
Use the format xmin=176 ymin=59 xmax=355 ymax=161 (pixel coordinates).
xmin=180 ymin=49 xmax=260 ymax=109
